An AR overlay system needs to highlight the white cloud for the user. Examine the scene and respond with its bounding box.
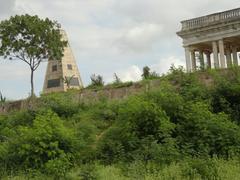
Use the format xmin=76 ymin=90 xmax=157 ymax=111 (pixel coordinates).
xmin=120 ymin=65 xmax=142 ymax=82
xmin=109 ymin=65 xmax=142 ymax=82
xmin=115 ymin=23 xmax=163 ymax=53
xmin=151 ymin=56 xmax=185 ymax=75
xmin=1 ymin=0 xmax=240 ymax=99
xmin=111 ymin=56 xmax=185 ymax=83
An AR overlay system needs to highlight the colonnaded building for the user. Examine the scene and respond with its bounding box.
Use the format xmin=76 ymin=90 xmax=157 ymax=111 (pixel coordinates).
xmin=43 ymin=30 xmax=83 ymax=94
xmin=177 ymin=8 xmax=240 ymax=72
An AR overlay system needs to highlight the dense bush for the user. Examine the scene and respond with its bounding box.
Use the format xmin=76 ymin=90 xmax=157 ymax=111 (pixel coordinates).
xmin=211 ymin=75 xmax=240 ymax=123
xmin=177 ymin=102 xmax=240 ymax=157
xmin=40 ymin=92 xmax=80 ymax=118
xmin=0 ymin=110 xmax=79 ymax=176
xmin=97 ymin=96 xmax=177 ymax=164
xmin=2 ymin=67 xmax=240 ymax=178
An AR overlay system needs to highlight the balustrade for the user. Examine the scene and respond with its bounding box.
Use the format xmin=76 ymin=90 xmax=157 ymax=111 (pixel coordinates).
xmin=181 ymin=8 xmax=240 ymax=30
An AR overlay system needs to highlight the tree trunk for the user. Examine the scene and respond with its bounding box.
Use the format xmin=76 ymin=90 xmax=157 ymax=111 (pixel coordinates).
xmin=30 ymin=69 xmax=34 ymax=97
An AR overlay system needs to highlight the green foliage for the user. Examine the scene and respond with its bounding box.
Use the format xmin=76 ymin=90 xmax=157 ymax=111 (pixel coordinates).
xmin=177 ymin=102 xmax=240 ymax=157
xmin=167 ymin=65 xmax=209 ymax=101
xmin=132 ymin=137 xmax=179 ymax=165
xmin=40 ymin=92 xmax=80 ymax=117
xmin=88 ymin=74 xmax=104 ymax=88
xmin=142 ymin=66 xmax=151 ymax=79
xmin=44 ymin=154 xmax=72 ymax=178
xmin=118 ymin=97 xmax=175 ymax=141
xmin=142 ymin=66 xmax=159 ymax=80
xmin=113 ymin=73 xmax=122 ymax=84
xmin=210 ymin=68 xmax=240 ymax=123
xmin=78 ymin=164 xmax=97 ymax=180
xmin=142 ymin=81 xmax=184 ymax=123
xmin=3 ymin=66 xmax=240 ymax=178
xmin=0 ymin=110 xmax=35 ymax=142
xmin=0 ymin=91 xmax=6 ymax=105
xmin=62 ymin=75 xmax=75 ymax=89
xmin=97 ymin=96 xmax=177 ymax=164
xmin=105 ymin=81 xmax=133 ymax=89
xmin=0 ymin=110 xmax=78 ymax=171
xmin=104 ymin=73 xmax=134 ymax=89
xmin=183 ymin=158 xmax=218 ymax=179
xmin=167 ymin=65 xmax=185 ymax=83
xmin=0 ymin=14 xmax=67 ymax=96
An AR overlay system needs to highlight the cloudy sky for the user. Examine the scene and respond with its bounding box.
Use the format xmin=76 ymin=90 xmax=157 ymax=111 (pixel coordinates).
xmin=0 ymin=0 xmax=239 ymax=99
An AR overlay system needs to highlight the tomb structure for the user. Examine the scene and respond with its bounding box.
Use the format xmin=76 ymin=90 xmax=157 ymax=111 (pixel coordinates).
xmin=43 ymin=30 xmax=83 ymax=93
xmin=177 ymin=8 xmax=240 ymax=72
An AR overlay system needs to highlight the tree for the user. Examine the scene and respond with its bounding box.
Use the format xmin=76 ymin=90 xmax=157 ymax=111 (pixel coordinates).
xmin=62 ymin=75 xmax=75 ymax=89
xmin=0 ymin=15 xmax=67 ymax=96
xmin=0 ymin=91 xmax=6 ymax=110
xmin=142 ymin=66 xmax=159 ymax=80
xmin=0 ymin=91 xmax=6 ymax=104
xmin=1 ymin=110 xmax=77 ymax=169
xmin=142 ymin=66 xmax=151 ymax=79
xmin=113 ymin=73 xmax=121 ymax=84
xmin=90 ymin=74 xmax=104 ymax=87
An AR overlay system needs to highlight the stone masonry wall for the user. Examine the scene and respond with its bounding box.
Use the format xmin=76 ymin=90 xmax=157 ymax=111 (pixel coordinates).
xmin=0 ymin=71 xmax=219 ymax=114
xmin=0 ymin=79 xmax=162 ymax=114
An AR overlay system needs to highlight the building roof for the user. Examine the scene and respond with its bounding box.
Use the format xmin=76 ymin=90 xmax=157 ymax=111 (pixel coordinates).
xmin=179 ymin=8 xmax=240 ymax=32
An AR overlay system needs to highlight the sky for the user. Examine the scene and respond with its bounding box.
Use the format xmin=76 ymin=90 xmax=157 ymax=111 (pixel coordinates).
xmin=0 ymin=0 xmax=240 ymax=100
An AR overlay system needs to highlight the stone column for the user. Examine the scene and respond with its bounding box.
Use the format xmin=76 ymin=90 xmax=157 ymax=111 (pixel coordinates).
xmin=185 ymin=47 xmax=191 ymax=72
xmin=218 ymin=39 xmax=226 ymax=68
xmin=212 ymin=41 xmax=219 ymax=68
xmin=199 ymin=51 xmax=204 ymax=70
xmin=191 ymin=50 xmax=196 ymax=71
xmin=206 ymin=52 xmax=211 ymax=69
xmin=226 ymin=48 xmax=232 ymax=68
xmin=232 ymin=46 xmax=238 ymax=66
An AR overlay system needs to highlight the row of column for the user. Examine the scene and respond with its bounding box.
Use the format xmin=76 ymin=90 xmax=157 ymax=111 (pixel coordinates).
xmin=185 ymin=40 xmax=239 ymax=72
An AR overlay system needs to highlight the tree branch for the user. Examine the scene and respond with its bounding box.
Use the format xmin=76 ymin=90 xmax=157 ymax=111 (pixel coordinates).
xmin=10 ymin=54 xmax=31 ymax=66
xmin=33 ymin=59 xmax=42 ymax=71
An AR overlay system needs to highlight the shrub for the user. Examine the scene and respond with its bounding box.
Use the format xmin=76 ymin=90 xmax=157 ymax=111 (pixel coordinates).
xmin=132 ymin=136 xmax=179 ymax=164
xmin=142 ymin=66 xmax=159 ymax=80
xmin=0 ymin=91 xmax=6 ymax=106
xmin=118 ymin=97 xmax=175 ymax=141
xmin=40 ymin=92 xmax=80 ymax=117
xmin=183 ymin=158 xmax=218 ymax=179
xmin=2 ymin=110 xmax=78 ymax=169
xmin=44 ymin=154 xmax=72 ymax=178
xmin=97 ymin=125 xmax=128 ymax=164
xmin=177 ymin=102 xmax=240 ymax=157
xmin=89 ymin=74 xmax=104 ymax=88
xmin=78 ymin=164 xmax=97 ymax=180
xmin=97 ymin=96 xmax=176 ymax=164
xmin=211 ymin=78 xmax=240 ymax=123
xmin=142 ymin=82 xmax=184 ymax=123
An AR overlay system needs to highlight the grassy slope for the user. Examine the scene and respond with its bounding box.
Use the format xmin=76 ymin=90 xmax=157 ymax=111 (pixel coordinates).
xmin=2 ymin=67 xmax=240 ymax=179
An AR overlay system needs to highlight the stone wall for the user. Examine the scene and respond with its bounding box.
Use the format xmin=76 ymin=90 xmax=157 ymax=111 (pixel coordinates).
xmin=0 ymin=71 xmax=219 ymax=114
xmin=0 ymin=79 xmax=162 ymax=114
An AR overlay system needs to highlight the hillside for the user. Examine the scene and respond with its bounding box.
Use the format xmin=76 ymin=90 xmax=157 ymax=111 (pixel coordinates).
xmin=1 ymin=67 xmax=240 ymax=179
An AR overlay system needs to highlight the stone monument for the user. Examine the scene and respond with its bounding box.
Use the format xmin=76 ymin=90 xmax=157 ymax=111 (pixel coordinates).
xmin=177 ymin=8 xmax=240 ymax=72
xmin=43 ymin=30 xmax=83 ymax=94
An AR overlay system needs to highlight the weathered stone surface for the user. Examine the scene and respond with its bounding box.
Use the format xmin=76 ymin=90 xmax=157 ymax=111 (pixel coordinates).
xmin=0 ymin=80 xmax=158 ymax=113
xmin=42 ymin=30 xmax=83 ymax=94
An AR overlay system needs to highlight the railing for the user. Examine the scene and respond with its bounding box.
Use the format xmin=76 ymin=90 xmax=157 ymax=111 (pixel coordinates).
xmin=181 ymin=8 xmax=240 ymax=31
